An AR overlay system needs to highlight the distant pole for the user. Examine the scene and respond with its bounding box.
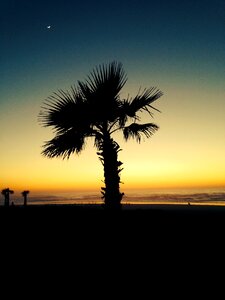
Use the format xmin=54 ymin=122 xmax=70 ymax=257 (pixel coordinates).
xmin=24 ymin=194 xmax=27 ymax=206
xmin=1 ymin=188 xmax=14 ymax=207
xmin=5 ymin=191 xmax=9 ymax=207
xmin=22 ymin=191 xmax=30 ymax=206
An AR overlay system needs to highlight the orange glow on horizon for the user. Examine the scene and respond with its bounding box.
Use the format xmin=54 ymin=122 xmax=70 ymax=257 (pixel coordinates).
xmin=2 ymin=174 xmax=224 ymax=194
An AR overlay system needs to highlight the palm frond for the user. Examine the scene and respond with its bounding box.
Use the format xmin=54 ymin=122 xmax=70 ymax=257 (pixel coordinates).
xmin=94 ymin=131 xmax=104 ymax=150
xmin=77 ymin=61 xmax=127 ymax=122
xmin=81 ymin=61 xmax=127 ymax=96
xmin=123 ymin=123 xmax=159 ymax=143
xmin=126 ymin=87 xmax=163 ymax=117
xmin=41 ymin=129 xmax=88 ymax=159
xmin=117 ymin=99 xmax=141 ymax=127
xmin=22 ymin=191 xmax=29 ymax=196
xmin=1 ymin=188 xmax=14 ymax=195
xmin=38 ymin=87 xmax=93 ymax=133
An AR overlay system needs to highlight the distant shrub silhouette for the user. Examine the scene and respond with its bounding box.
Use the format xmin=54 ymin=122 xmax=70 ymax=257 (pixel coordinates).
xmin=39 ymin=62 xmax=163 ymax=210
xmin=1 ymin=188 xmax=14 ymax=207
xmin=22 ymin=190 xmax=30 ymax=206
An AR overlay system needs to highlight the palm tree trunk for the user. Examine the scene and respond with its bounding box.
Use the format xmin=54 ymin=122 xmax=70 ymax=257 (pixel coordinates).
xmin=24 ymin=195 xmax=27 ymax=206
xmin=5 ymin=194 xmax=9 ymax=207
xmin=99 ymin=133 xmax=124 ymax=210
xmin=3 ymin=190 xmax=10 ymax=207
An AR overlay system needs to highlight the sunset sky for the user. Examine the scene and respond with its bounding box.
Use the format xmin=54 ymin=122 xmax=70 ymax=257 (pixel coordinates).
xmin=1 ymin=0 xmax=225 ymax=196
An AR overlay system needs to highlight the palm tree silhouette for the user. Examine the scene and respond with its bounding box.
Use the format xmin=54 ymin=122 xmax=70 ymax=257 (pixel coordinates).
xmin=1 ymin=188 xmax=14 ymax=207
xmin=39 ymin=62 xmax=163 ymax=209
xmin=22 ymin=190 xmax=29 ymax=206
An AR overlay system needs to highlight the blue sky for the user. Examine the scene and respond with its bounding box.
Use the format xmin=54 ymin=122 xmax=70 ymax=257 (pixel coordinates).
xmin=1 ymin=0 xmax=224 ymax=90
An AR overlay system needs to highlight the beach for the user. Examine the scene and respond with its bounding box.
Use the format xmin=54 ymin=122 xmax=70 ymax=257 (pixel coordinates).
xmin=1 ymin=202 xmax=225 ymax=225
xmin=1 ymin=202 xmax=224 ymax=258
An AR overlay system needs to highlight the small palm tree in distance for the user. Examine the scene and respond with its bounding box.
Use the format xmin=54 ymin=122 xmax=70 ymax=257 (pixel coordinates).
xmin=22 ymin=190 xmax=30 ymax=206
xmin=1 ymin=188 xmax=14 ymax=207
xmin=39 ymin=61 xmax=163 ymax=210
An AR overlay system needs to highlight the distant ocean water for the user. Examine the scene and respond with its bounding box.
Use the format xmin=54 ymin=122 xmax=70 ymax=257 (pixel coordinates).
xmin=1 ymin=188 xmax=225 ymax=206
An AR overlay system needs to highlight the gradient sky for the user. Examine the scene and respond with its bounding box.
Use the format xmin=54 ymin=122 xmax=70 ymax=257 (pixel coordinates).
xmin=1 ymin=0 xmax=225 ymax=194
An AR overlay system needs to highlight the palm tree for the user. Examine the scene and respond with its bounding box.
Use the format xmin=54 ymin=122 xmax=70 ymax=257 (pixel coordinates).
xmin=39 ymin=62 xmax=163 ymax=210
xmin=1 ymin=188 xmax=14 ymax=207
xmin=22 ymin=190 xmax=29 ymax=206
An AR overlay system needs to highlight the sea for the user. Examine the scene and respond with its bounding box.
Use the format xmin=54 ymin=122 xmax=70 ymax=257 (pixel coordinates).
xmin=1 ymin=187 xmax=225 ymax=206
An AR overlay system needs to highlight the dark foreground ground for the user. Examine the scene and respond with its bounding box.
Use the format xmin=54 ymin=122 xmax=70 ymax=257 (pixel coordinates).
xmin=2 ymin=203 xmax=224 ymax=247
xmin=1 ymin=203 xmax=225 ymax=228
xmin=1 ymin=202 xmax=225 ymax=214
xmin=1 ymin=203 xmax=225 ymax=278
